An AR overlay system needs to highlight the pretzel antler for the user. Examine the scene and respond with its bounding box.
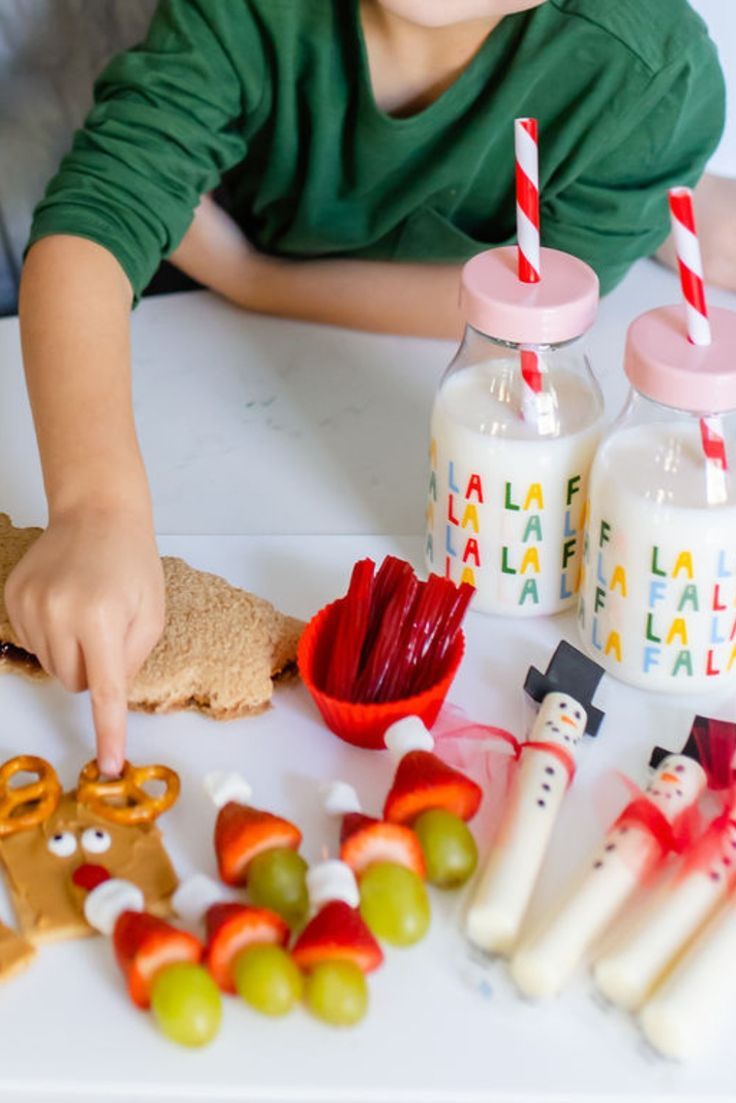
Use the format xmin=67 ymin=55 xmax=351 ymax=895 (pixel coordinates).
xmin=76 ymin=761 xmax=180 ymax=826
xmin=0 ymin=755 xmax=62 ymax=837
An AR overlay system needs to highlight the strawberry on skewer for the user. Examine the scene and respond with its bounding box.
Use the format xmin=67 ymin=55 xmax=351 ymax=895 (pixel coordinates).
xmin=292 ymin=860 xmax=383 ymax=1027
xmin=82 ymin=877 xmax=221 ymax=1047
xmin=382 ymin=717 xmax=481 ymax=889
xmin=205 ymin=772 xmax=308 ymax=925
xmin=323 ymin=781 xmax=430 ymax=947
xmin=173 ymin=876 xmax=302 ymax=1016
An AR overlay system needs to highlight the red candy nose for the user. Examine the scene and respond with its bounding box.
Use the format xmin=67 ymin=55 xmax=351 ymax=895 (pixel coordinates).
xmin=73 ymin=864 xmax=111 ymax=892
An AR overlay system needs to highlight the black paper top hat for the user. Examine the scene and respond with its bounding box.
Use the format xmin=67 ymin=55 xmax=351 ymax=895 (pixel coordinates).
xmin=523 ymin=640 xmax=605 ymax=736
xmin=650 ymin=715 xmax=736 ymax=788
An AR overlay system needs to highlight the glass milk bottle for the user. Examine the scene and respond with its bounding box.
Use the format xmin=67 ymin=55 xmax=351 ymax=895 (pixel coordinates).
xmin=426 ymin=246 xmax=603 ymax=616
xmin=578 ymin=304 xmax=736 ymax=692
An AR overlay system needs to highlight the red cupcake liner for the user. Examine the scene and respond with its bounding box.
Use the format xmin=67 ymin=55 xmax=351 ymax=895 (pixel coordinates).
xmin=297 ymin=601 xmax=465 ymax=751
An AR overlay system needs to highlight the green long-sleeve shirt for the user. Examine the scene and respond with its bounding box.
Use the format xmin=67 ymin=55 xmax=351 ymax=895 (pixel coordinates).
xmin=28 ymin=0 xmax=725 ymax=299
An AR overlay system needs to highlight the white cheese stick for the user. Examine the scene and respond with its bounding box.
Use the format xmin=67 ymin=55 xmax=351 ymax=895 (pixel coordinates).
xmin=465 ymin=692 xmax=586 ymax=954
xmin=639 ymin=895 xmax=736 ymax=1060
xmin=594 ymin=812 xmax=736 ymax=1010
xmin=510 ymin=753 xmax=707 ymax=998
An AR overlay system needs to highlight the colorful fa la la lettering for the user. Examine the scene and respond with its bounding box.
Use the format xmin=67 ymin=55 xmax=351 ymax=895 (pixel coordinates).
xmin=510 ymin=733 xmax=708 ymax=1000
xmin=595 ymin=716 xmax=736 ymax=1016
xmin=425 ymin=234 xmax=602 ymax=617
xmin=578 ymin=288 xmax=736 ymax=692
xmin=466 ymin=640 xmax=605 ymax=955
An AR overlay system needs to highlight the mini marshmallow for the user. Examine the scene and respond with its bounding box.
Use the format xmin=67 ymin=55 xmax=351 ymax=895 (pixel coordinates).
xmin=322 ymin=781 xmax=362 ymax=817
xmin=84 ymin=879 xmax=144 ymax=936
xmin=203 ymin=770 xmax=253 ymax=809
xmin=172 ymin=874 xmax=226 ymax=925
xmin=384 ymin=716 xmax=434 ymax=760
xmin=307 ymin=860 xmax=360 ymax=913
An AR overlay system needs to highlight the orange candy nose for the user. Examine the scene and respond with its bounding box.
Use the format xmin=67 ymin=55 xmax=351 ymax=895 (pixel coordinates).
xmin=660 ymin=772 xmax=679 ymax=784
xmin=560 ymin=716 xmax=577 ymax=727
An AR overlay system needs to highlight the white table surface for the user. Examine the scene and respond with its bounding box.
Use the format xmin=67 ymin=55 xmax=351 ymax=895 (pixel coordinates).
xmin=0 ymin=261 xmax=735 ymax=1103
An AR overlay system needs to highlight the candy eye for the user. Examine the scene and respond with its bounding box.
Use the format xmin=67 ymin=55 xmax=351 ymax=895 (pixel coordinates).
xmin=559 ymin=701 xmax=567 ymax=709
xmin=675 ymin=765 xmax=685 ymax=773
xmin=81 ymin=828 xmax=111 ymax=854
xmin=47 ymin=832 xmax=77 ymax=858
xmin=574 ymin=710 xmax=582 ymax=720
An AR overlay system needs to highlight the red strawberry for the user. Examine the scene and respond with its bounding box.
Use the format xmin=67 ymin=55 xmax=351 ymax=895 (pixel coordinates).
xmin=383 ymin=750 xmax=482 ymax=825
xmin=214 ymin=802 xmax=302 ymax=886
xmin=340 ymin=813 xmax=426 ymax=878
xmin=204 ymin=902 xmax=289 ymax=993
xmin=113 ymin=911 xmax=203 ymax=1009
xmin=291 ymin=900 xmax=383 ymax=974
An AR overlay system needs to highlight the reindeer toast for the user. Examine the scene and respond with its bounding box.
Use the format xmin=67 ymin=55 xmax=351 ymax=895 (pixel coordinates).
xmin=0 ymin=756 xmax=179 ymax=951
xmin=0 ymin=513 xmax=303 ymax=718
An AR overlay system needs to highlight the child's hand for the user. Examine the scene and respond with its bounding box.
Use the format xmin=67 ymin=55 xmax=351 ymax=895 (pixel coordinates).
xmin=4 ymin=509 xmax=165 ymax=775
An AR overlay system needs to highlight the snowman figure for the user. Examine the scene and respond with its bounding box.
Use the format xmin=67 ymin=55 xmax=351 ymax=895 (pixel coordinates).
xmin=510 ymin=738 xmax=708 ymax=999
xmin=594 ymin=716 xmax=736 ymax=1011
xmin=466 ymin=640 xmax=605 ymax=955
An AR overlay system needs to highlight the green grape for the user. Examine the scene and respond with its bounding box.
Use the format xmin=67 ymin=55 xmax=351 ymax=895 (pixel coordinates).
xmin=413 ymin=808 xmax=478 ymax=888
xmin=150 ymin=963 xmax=222 ymax=1048
xmin=233 ymin=944 xmax=303 ymax=1016
xmin=304 ymin=960 xmax=368 ymax=1027
xmin=359 ymin=861 xmax=430 ymax=946
xmin=248 ymin=847 xmax=309 ymax=926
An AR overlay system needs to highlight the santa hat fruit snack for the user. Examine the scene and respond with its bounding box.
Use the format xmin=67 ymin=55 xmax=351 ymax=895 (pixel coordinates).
xmin=292 ymin=860 xmax=383 ymax=1027
xmin=510 ymin=737 xmax=708 ymax=999
xmin=298 ymin=556 xmax=473 ymax=750
xmin=323 ymin=781 xmax=430 ymax=947
xmin=206 ymin=772 xmax=308 ymax=926
xmin=426 ymin=117 xmax=603 ymax=616
xmin=466 ymin=641 xmax=605 ymax=955
xmin=82 ymin=878 xmax=221 ymax=1047
xmin=382 ymin=717 xmax=482 ymax=889
xmin=174 ymin=875 xmax=302 ymax=1017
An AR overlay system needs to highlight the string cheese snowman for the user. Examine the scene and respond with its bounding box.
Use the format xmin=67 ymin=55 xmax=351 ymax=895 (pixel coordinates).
xmin=510 ymin=737 xmax=707 ymax=998
xmin=594 ymin=716 xmax=736 ymax=1013
xmin=466 ymin=640 xmax=605 ymax=954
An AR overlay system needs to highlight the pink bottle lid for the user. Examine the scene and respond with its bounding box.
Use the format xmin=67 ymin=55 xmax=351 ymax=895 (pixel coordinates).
xmin=625 ymin=305 xmax=736 ymax=414
xmin=460 ymin=246 xmax=599 ymax=345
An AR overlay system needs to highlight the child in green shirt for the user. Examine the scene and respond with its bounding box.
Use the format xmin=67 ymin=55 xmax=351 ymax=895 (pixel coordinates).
xmin=7 ymin=0 xmax=725 ymax=773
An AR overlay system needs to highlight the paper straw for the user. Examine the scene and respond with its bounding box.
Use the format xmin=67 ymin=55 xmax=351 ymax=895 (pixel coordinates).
xmin=668 ymin=187 xmax=728 ymax=505
xmin=515 ymin=118 xmax=540 ymax=284
xmin=515 ymin=119 xmax=556 ymax=433
xmin=668 ymin=187 xmax=710 ymax=346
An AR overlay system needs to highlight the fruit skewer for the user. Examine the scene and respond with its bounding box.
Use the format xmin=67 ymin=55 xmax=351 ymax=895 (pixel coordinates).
xmin=292 ymin=859 xmax=383 ymax=1026
xmin=83 ymin=876 xmax=221 ymax=1047
xmin=206 ymin=771 xmax=309 ymax=925
xmin=323 ymin=781 xmax=430 ymax=946
xmin=174 ymin=874 xmax=302 ymax=1016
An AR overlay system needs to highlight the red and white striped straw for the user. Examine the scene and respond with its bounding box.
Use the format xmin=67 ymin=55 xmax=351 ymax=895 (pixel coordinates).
xmin=515 ymin=117 xmax=540 ymax=284
xmin=668 ymin=186 xmax=728 ymax=503
xmin=515 ymin=118 xmax=556 ymax=432
xmin=668 ymin=187 xmax=710 ymax=346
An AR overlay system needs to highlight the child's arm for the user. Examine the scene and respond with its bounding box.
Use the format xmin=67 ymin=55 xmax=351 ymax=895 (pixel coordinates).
xmin=5 ymin=235 xmax=165 ymax=774
xmin=170 ymin=195 xmax=465 ymax=340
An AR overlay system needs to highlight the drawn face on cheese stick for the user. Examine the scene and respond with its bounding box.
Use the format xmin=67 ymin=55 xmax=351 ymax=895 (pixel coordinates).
xmin=465 ymin=643 xmax=604 ymax=956
xmin=643 ymin=754 xmax=706 ymax=820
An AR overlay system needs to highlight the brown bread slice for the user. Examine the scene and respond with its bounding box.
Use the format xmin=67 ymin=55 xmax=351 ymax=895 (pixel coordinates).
xmin=0 ymin=513 xmax=302 ymax=718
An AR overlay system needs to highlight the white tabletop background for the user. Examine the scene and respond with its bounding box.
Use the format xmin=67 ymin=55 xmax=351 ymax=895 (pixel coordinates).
xmin=0 ymin=259 xmax=735 ymax=1103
